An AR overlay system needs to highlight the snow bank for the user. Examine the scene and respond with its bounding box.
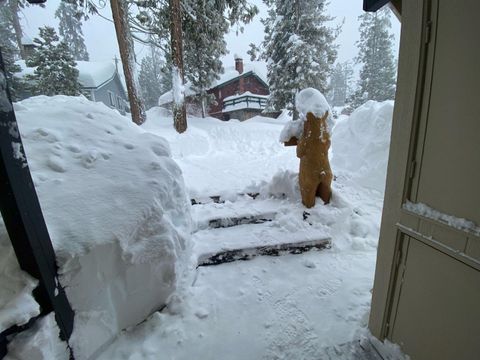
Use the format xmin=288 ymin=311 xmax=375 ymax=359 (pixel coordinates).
xmin=6 ymin=96 xmax=192 ymax=359
xmin=0 ymin=223 xmax=40 ymax=333
xmin=279 ymin=88 xmax=333 ymax=142
xmin=331 ymin=100 xmax=394 ymax=193
xmin=5 ymin=313 xmax=69 ymax=360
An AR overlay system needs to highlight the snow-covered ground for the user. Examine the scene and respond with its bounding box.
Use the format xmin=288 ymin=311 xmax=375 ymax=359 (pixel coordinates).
xmin=1 ymin=98 xmax=401 ymax=360
xmin=95 ymin=100 xmax=401 ymax=359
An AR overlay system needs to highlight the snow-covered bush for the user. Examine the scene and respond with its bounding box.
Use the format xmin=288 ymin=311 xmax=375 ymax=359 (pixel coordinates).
xmin=2 ymin=96 xmax=192 ymax=359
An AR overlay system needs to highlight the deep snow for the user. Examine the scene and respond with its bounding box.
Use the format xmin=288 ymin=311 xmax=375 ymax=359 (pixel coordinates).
xmin=2 ymin=96 xmax=406 ymax=359
xmin=1 ymin=96 xmax=192 ymax=359
xmin=95 ymin=100 xmax=401 ymax=359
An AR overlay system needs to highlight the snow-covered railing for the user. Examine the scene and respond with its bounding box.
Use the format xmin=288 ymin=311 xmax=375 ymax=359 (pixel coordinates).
xmin=223 ymin=94 xmax=267 ymax=111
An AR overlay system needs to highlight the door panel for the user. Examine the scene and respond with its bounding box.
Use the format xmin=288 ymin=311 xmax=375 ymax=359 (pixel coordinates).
xmin=390 ymin=239 xmax=480 ymax=360
xmin=415 ymin=0 xmax=480 ymax=224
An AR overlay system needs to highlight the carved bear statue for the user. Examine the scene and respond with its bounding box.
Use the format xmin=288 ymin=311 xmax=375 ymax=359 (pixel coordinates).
xmin=296 ymin=111 xmax=333 ymax=208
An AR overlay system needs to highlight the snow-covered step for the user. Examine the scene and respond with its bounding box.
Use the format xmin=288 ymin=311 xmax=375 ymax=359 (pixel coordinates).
xmin=192 ymin=197 xmax=284 ymax=231
xmin=193 ymin=220 xmax=331 ymax=266
xmin=206 ymin=212 xmax=276 ymax=230
xmin=190 ymin=192 xmax=260 ymax=206
xmin=198 ymin=237 xmax=331 ymax=266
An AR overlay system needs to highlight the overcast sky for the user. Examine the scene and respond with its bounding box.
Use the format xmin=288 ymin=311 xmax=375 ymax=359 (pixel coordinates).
xmin=21 ymin=0 xmax=400 ymax=69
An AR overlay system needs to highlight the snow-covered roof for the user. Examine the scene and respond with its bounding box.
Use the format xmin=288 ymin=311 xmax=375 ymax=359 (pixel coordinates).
xmin=213 ymin=61 xmax=268 ymax=88
xmin=158 ymin=61 xmax=268 ymax=106
xmin=15 ymin=60 xmax=119 ymax=89
xmin=21 ymin=35 xmax=34 ymax=45
xmin=75 ymin=61 xmax=117 ymax=88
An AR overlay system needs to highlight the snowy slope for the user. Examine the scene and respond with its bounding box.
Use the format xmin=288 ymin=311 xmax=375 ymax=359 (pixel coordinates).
xmin=3 ymin=96 xmax=193 ymax=359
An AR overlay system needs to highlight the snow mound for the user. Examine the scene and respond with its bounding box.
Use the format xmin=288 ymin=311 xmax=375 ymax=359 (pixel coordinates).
xmin=8 ymin=95 xmax=193 ymax=359
xmin=5 ymin=313 xmax=69 ymax=360
xmin=279 ymin=88 xmax=333 ymax=142
xmin=279 ymin=119 xmax=304 ymax=143
xmin=243 ymin=170 xmax=301 ymax=202
xmin=295 ymin=88 xmax=330 ymax=120
xmin=331 ymin=100 xmax=394 ymax=193
xmin=0 ymin=223 xmax=40 ymax=333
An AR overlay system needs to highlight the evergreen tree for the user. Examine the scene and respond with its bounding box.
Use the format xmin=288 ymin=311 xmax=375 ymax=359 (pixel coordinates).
xmin=26 ymin=26 xmax=81 ymax=96
xmin=134 ymin=0 xmax=258 ymax=118
xmin=138 ymin=50 xmax=166 ymax=110
xmin=0 ymin=2 xmax=22 ymax=100
xmin=328 ymin=62 xmax=353 ymax=107
xmin=182 ymin=0 xmax=227 ymax=117
xmin=348 ymin=9 xmax=396 ymax=109
xmin=263 ymin=0 xmax=339 ymax=115
xmin=247 ymin=43 xmax=261 ymax=61
xmin=55 ymin=1 xmax=90 ymax=61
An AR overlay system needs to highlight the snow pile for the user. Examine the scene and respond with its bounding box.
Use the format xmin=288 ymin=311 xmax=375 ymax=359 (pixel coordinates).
xmin=279 ymin=118 xmax=304 ymax=143
xmin=6 ymin=96 xmax=192 ymax=359
xmin=246 ymin=170 xmax=301 ymax=201
xmin=295 ymin=88 xmax=331 ymax=121
xmin=5 ymin=313 xmax=69 ymax=360
xmin=331 ymin=100 xmax=394 ymax=193
xmin=0 ymin=224 xmax=40 ymax=333
xmin=404 ymin=201 xmax=480 ymax=236
xmin=279 ymin=88 xmax=333 ymax=142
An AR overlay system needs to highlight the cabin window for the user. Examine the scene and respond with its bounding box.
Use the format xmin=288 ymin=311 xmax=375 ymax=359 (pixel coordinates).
xmin=117 ymin=96 xmax=123 ymax=110
xmin=108 ymin=91 xmax=115 ymax=107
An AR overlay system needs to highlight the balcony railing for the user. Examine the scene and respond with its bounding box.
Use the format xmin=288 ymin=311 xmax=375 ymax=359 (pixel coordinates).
xmin=223 ymin=95 xmax=268 ymax=110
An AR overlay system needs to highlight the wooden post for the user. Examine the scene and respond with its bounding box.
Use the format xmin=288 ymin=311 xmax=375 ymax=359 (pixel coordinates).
xmin=169 ymin=0 xmax=187 ymax=133
xmin=0 ymin=50 xmax=74 ymax=358
xmin=110 ymin=0 xmax=146 ymax=125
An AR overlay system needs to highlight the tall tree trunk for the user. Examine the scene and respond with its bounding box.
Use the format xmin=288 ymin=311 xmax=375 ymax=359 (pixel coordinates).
xmin=9 ymin=0 xmax=25 ymax=59
xmin=110 ymin=0 xmax=146 ymax=125
xmin=169 ymin=0 xmax=187 ymax=133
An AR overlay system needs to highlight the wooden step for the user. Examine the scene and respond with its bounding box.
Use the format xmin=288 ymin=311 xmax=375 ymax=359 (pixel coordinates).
xmin=190 ymin=192 xmax=260 ymax=206
xmin=198 ymin=238 xmax=331 ymax=266
xmin=206 ymin=212 xmax=276 ymax=230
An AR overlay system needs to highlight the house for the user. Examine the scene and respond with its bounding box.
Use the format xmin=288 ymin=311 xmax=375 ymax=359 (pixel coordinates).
xmin=16 ymin=60 xmax=129 ymax=115
xmin=159 ymin=56 xmax=273 ymax=121
xmin=366 ymin=1 xmax=480 ymax=359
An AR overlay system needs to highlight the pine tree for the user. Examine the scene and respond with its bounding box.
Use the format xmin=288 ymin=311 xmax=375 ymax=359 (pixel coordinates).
xmin=133 ymin=0 xmax=258 ymax=119
xmin=138 ymin=49 xmax=166 ymax=110
xmin=329 ymin=62 xmax=353 ymax=107
xmin=263 ymin=0 xmax=339 ymax=115
xmin=55 ymin=1 xmax=89 ymax=61
xmin=348 ymin=9 xmax=396 ymax=109
xmin=0 ymin=2 xmax=22 ymax=100
xmin=182 ymin=1 xmax=226 ymax=117
xmin=26 ymin=26 xmax=81 ymax=96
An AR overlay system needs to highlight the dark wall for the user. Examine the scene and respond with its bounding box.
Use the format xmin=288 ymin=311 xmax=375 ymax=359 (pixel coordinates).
xmin=208 ymin=74 xmax=269 ymax=114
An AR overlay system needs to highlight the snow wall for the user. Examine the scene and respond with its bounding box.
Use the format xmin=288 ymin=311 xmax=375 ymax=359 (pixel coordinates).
xmin=0 ymin=96 xmax=192 ymax=359
xmin=331 ymin=100 xmax=394 ymax=193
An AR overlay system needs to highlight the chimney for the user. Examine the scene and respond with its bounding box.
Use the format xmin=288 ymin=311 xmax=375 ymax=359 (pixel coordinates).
xmin=235 ymin=55 xmax=244 ymax=74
